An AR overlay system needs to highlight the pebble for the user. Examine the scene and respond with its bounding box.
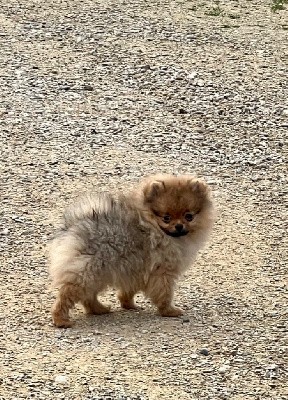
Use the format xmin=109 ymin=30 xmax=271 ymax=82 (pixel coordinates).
xmin=1 ymin=228 xmax=9 ymax=235
xmin=266 ymin=364 xmax=278 ymax=370
xmin=54 ymin=375 xmax=68 ymax=384
xmin=179 ymin=108 xmax=188 ymax=114
xmin=265 ymin=364 xmax=279 ymax=379
xmin=218 ymin=365 xmax=229 ymax=374
xmin=187 ymin=71 xmax=197 ymax=79
xmin=82 ymin=85 xmax=94 ymax=91
xmin=200 ymin=349 xmax=209 ymax=356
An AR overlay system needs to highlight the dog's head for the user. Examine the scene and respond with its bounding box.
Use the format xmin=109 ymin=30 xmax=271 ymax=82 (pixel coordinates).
xmin=142 ymin=174 xmax=213 ymax=238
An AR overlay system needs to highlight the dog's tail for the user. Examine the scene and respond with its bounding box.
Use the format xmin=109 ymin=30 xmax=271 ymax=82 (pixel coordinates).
xmin=61 ymin=192 xmax=117 ymax=230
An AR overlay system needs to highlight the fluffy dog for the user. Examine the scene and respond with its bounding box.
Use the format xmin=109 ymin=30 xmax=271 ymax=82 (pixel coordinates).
xmin=48 ymin=174 xmax=214 ymax=327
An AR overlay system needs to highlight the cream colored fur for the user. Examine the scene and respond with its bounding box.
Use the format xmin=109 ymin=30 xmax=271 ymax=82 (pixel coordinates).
xmin=48 ymin=174 xmax=215 ymax=327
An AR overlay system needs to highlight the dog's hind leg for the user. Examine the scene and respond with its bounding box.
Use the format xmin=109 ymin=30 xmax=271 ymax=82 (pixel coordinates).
xmin=52 ymin=284 xmax=82 ymax=328
xmin=118 ymin=290 xmax=139 ymax=310
xmin=82 ymin=295 xmax=111 ymax=315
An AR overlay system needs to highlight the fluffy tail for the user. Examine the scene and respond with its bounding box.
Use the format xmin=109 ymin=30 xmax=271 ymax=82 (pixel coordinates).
xmin=61 ymin=192 xmax=117 ymax=230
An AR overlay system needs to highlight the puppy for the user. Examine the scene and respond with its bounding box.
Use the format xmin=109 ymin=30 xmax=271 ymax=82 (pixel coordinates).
xmin=48 ymin=174 xmax=214 ymax=327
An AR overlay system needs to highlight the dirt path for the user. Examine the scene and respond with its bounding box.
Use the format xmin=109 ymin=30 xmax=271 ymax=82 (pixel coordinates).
xmin=1 ymin=1 xmax=287 ymax=399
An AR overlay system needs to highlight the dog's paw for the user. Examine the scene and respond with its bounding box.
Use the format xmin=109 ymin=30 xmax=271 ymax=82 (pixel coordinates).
xmin=159 ymin=306 xmax=184 ymax=317
xmin=53 ymin=317 xmax=74 ymax=328
xmin=84 ymin=302 xmax=111 ymax=315
xmin=120 ymin=301 xmax=141 ymax=311
xmin=92 ymin=305 xmax=111 ymax=315
xmin=86 ymin=305 xmax=111 ymax=315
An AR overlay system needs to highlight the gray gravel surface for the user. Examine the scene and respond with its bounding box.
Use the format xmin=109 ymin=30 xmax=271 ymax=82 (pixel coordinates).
xmin=1 ymin=0 xmax=287 ymax=399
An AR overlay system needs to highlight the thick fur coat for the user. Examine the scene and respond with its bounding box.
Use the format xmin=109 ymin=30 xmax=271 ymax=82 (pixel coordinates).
xmin=49 ymin=174 xmax=214 ymax=327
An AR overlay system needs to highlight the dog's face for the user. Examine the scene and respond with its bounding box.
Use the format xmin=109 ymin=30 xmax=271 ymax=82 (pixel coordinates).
xmin=142 ymin=175 xmax=211 ymax=238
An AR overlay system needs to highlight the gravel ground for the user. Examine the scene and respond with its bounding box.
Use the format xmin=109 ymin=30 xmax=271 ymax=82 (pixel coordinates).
xmin=1 ymin=0 xmax=287 ymax=399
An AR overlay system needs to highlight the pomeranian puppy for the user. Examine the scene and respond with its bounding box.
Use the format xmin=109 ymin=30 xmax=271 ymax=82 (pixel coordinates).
xmin=49 ymin=174 xmax=214 ymax=328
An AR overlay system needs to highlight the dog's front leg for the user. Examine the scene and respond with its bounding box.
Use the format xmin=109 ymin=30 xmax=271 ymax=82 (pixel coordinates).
xmin=144 ymin=268 xmax=184 ymax=317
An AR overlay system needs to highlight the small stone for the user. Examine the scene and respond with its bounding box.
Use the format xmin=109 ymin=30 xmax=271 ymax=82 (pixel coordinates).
xmin=196 ymin=79 xmax=204 ymax=86
xmin=266 ymin=364 xmax=278 ymax=370
xmin=218 ymin=365 xmax=229 ymax=374
xmin=265 ymin=364 xmax=278 ymax=378
xmin=54 ymin=375 xmax=68 ymax=384
xmin=140 ymin=65 xmax=150 ymax=71
xmin=83 ymin=85 xmax=94 ymax=91
xmin=200 ymin=348 xmax=209 ymax=356
xmin=115 ymin=337 xmax=125 ymax=342
xmin=182 ymin=317 xmax=190 ymax=323
xmin=187 ymin=71 xmax=197 ymax=79
xmin=59 ymin=85 xmax=71 ymax=91
xmin=2 ymin=228 xmax=9 ymax=235
xmin=179 ymin=108 xmax=188 ymax=114
xmin=12 ymin=216 xmax=24 ymax=223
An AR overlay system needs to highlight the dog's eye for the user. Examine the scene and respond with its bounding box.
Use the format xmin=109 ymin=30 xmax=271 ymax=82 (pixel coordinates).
xmin=162 ymin=215 xmax=171 ymax=223
xmin=184 ymin=213 xmax=194 ymax=222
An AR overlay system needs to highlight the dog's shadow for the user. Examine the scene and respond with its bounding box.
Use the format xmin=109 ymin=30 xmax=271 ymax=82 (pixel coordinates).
xmin=45 ymin=288 xmax=221 ymax=337
xmin=65 ymin=301 xmax=207 ymax=338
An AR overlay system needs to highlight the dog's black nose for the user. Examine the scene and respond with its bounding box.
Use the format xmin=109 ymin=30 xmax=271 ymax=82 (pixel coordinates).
xmin=175 ymin=224 xmax=183 ymax=232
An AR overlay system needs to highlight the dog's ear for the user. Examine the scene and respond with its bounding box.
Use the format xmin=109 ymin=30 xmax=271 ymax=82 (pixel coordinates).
xmin=143 ymin=180 xmax=165 ymax=203
xmin=188 ymin=179 xmax=209 ymax=196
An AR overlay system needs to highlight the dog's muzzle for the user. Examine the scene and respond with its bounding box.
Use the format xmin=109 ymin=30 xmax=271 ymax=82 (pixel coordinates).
xmin=162 ymin=228 xmax=189 ymax=238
